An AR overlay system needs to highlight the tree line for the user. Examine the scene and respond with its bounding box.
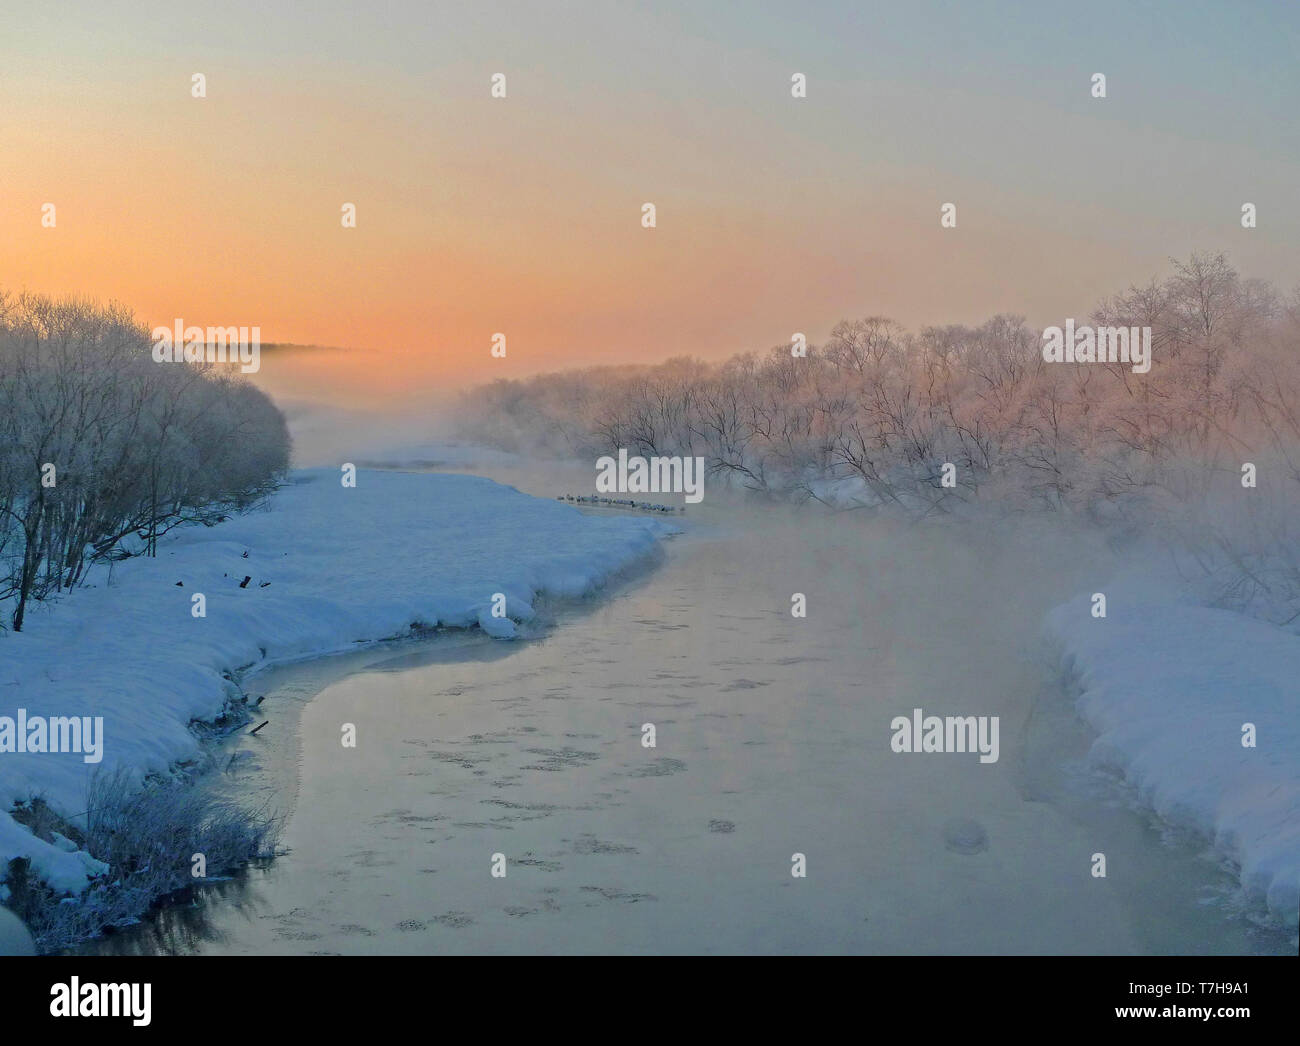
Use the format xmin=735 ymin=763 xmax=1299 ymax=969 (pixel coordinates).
xmin=0 ymin=291 xmax=290 ymax=632
xmin=457 ymin=254 xmax=1300 ymax=623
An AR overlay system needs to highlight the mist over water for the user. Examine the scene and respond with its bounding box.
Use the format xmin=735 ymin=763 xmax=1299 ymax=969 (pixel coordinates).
xmin=81 ymin=389 xmax=1293 ymax=955
xmin=6 ymin=0 xmax=1296 ymax=975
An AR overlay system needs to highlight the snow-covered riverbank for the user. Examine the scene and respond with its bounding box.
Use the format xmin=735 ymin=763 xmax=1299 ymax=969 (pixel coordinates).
xmin=1046 ymin=596 xmax=1300 ymax=927
xmin=0 ymin=468 xmax=676 ymax=898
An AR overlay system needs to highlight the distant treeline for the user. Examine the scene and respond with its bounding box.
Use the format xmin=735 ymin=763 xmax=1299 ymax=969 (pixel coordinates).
xmin=457 ymin=253 xmax=1300 ymax=622
xmin=0 ymin=291 xmax=290 ymax=632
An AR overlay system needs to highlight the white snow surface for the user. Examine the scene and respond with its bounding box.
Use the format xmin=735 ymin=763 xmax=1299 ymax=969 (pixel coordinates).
xmin=1046 ymin=594 xmax=1300 ymax=926
xmin=0 ymin=468 xmax=675 ymax=893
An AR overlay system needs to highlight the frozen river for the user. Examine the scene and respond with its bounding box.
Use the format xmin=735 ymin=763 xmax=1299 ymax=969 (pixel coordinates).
xmin=85 ymin=468 xmax=1291 ymax=955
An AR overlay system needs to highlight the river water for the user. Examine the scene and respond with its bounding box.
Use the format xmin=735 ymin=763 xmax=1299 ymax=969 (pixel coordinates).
xmin=86 ymin=462 xmax=1292 ymax=955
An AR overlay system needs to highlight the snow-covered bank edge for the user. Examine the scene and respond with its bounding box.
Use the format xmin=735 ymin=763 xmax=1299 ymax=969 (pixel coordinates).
xmin=1 ymin=468 xmax=679 ymax=941
xmin=1044 ymin=597 xmax=1300 ymax=929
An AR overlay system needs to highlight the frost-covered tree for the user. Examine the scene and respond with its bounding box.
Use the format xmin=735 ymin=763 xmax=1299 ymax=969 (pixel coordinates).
xmin=0 ymin=292 xmax=290 ymax=631
xmin=453 ymin=254 xmax=1300 ymax=621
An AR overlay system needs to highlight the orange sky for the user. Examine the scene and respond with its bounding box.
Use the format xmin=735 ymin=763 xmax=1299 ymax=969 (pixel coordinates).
xmin=3 ymin=2 xmax=1297 ymax=405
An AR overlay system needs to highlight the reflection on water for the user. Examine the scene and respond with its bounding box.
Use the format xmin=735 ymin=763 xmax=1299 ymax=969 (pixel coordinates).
xmin=79 ymin=868 xmax=266 ymax=957
xmin=80 ymin=477 xmax=1295 ymax=956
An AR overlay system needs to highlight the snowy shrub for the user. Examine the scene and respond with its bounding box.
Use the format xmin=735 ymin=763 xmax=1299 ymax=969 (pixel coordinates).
xmin=6 ymin=769 xmax=279 ymax=953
